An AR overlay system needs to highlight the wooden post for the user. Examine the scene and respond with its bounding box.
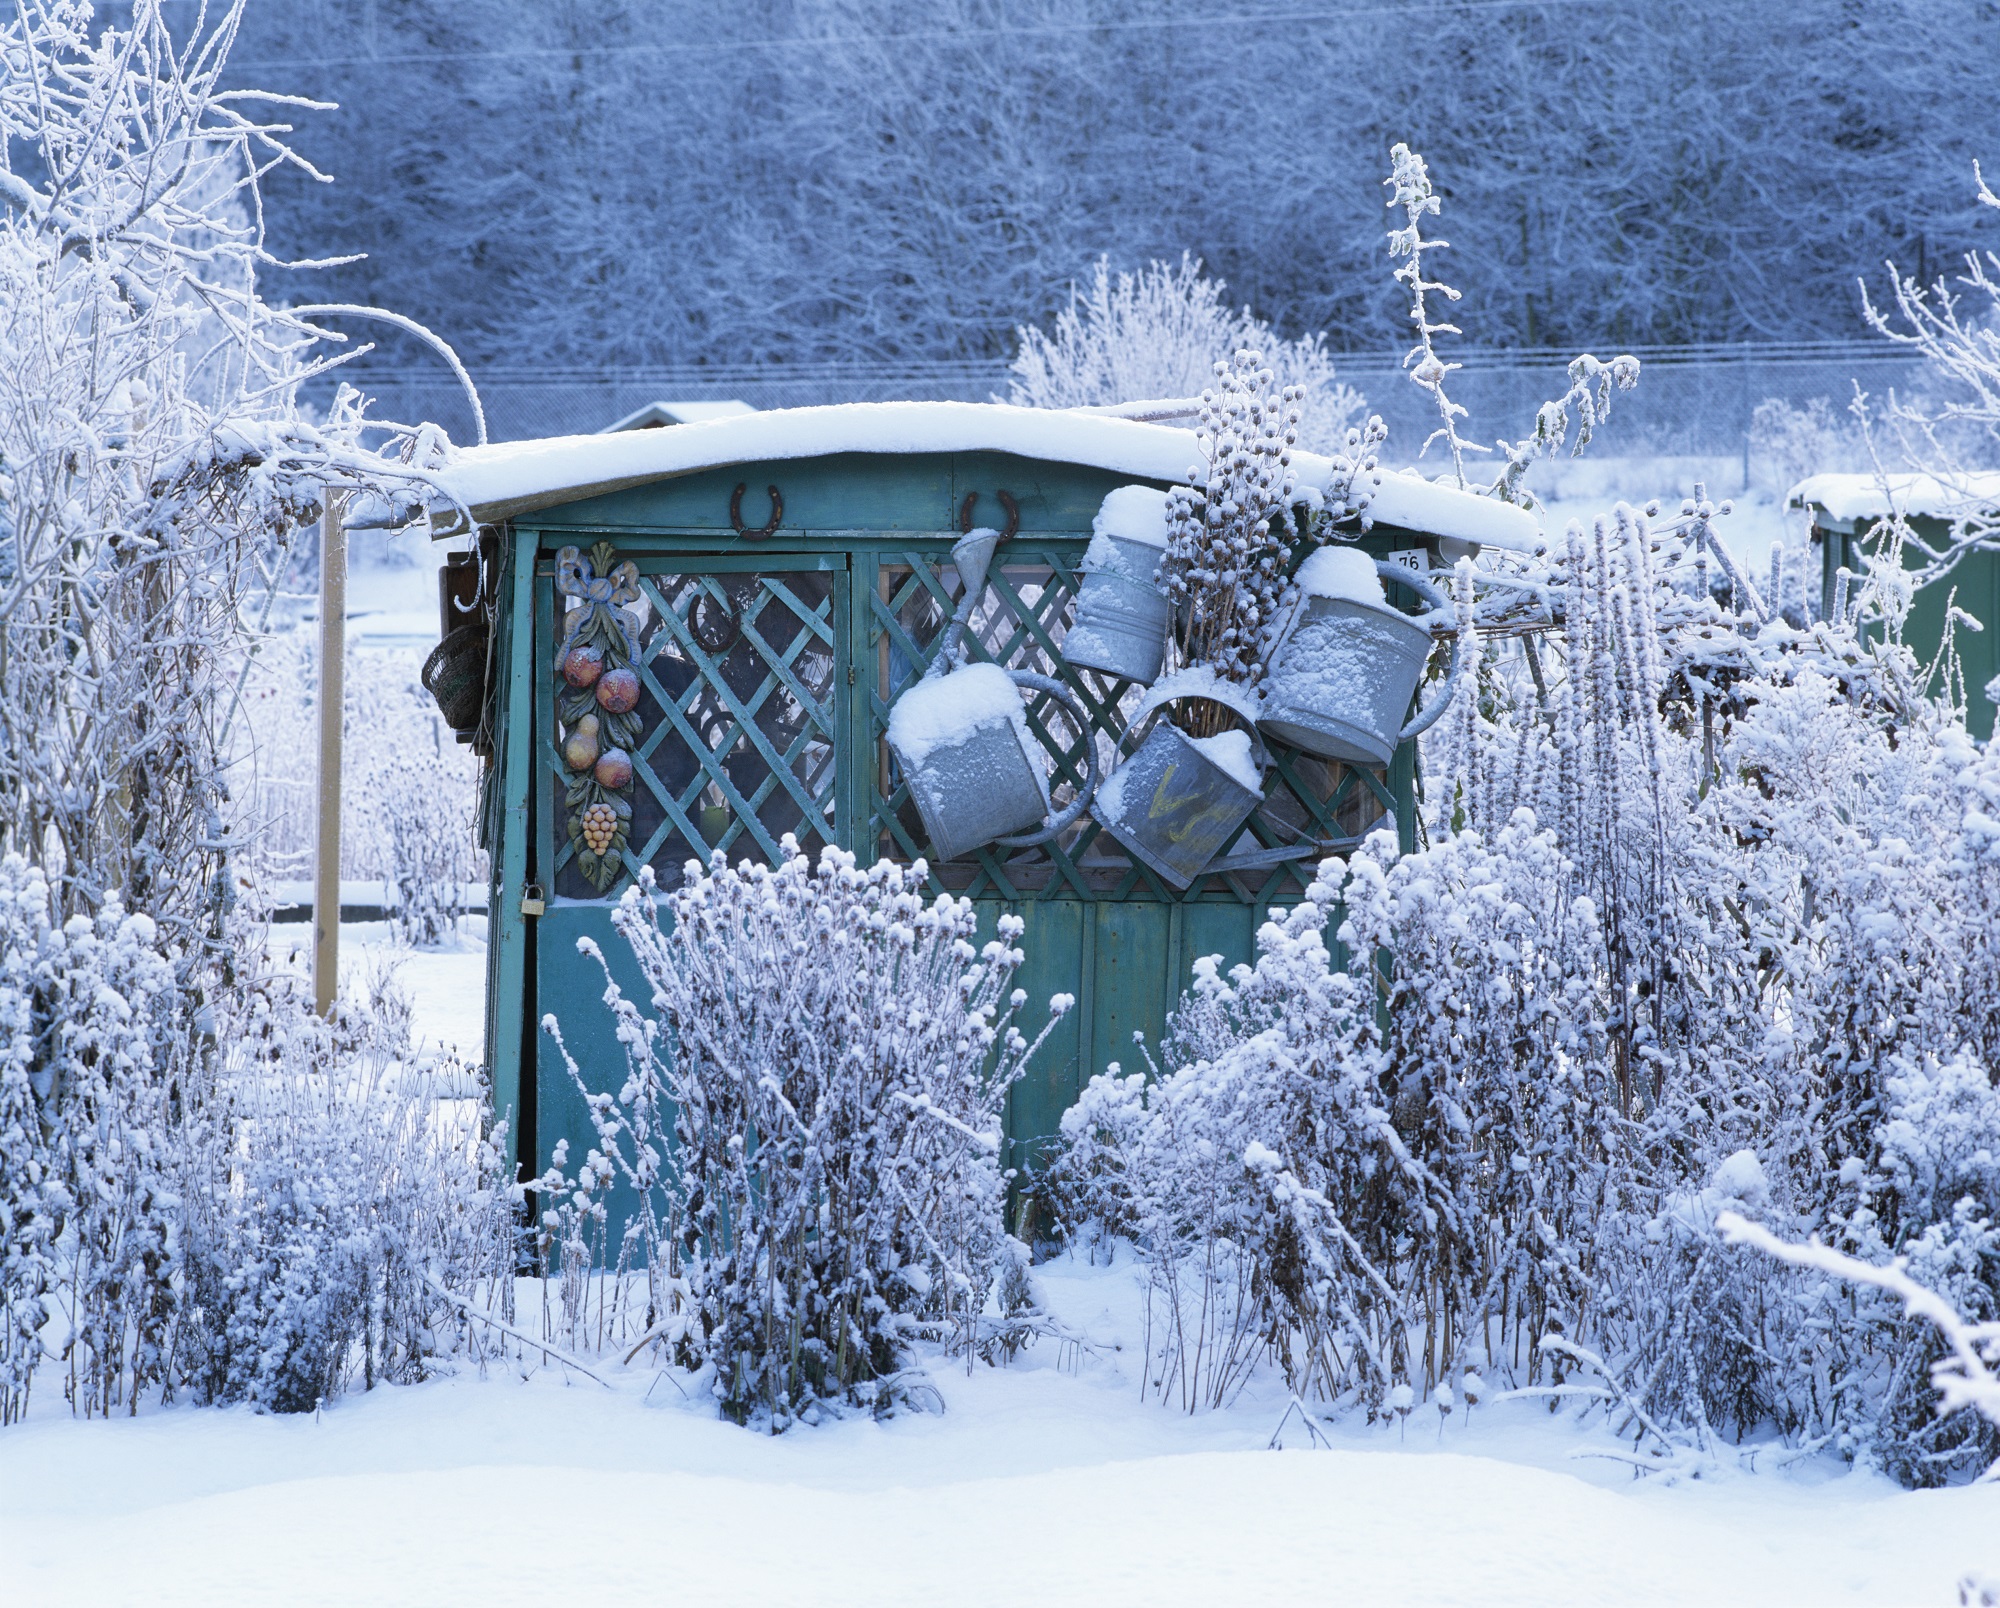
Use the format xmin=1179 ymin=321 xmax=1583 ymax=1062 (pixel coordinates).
xmin=312 ymin=494 xmax=345 ymax=1017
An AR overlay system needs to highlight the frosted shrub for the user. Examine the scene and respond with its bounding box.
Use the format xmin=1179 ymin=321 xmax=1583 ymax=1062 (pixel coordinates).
xmin=0 ymin=848 xmax=515 ymax=1421
xmin=545 ymin=841 xmax=1068 ymax=1427
xmin=180 ymin=984 xmax=516 ymax=1414
xmin=1157 ymin=348 xmax=1303 ymax=721
xmin=1051 ymin=874 xmax=1443 ymax=1410
xmin=1051 ymin=473 xmax=2000 ymax=1479
xmin=1007 ymin=254 xmax=1364 ymax=451
xmin=0 ymin=858 xmax=61 ymax=1425
xmin=1816 ymin=1052 xmax=2000 ymax=1482
xmin=10 ymin=872 xmax=189 ymax=1419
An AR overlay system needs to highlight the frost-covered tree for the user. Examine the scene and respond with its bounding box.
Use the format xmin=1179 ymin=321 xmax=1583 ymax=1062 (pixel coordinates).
xmin=0 ymin=2 xmax=504 ymax=1426
xmin=1006 ymin=255 xmax=1364 ymax=451
xmin=241 ymin=1 xmax=2000 ymax=372
xmin=0 ymin=1 xmax=464 ymax=933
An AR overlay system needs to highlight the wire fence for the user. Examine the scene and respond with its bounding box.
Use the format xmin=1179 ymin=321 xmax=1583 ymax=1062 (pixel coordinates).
xmin=324 ymin=341 xmax=1931 ymax=493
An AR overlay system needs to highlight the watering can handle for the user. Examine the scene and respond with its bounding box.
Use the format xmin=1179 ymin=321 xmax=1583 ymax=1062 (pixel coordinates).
xmin=992 ymin=670 xmax=1102 ymax=848
xmin=1379 ymin=560 xmax=1467 ymax=743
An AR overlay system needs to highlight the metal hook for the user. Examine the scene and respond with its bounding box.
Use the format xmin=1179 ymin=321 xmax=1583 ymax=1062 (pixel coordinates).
xmin=957 ymin=489 xmax=1020 ymax=541
xmin=729 ymin=483 xmax=783 ymax=541
xmin=688 ymin=586 xmax=741 ymax=655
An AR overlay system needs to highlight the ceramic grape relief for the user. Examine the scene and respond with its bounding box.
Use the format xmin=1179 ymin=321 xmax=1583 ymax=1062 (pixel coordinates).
xmin=555 ymin=541 xmax=644 ymax=892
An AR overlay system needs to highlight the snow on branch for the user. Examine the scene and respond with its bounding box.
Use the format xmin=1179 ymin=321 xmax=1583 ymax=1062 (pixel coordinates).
xmin=1386 ymin=143 xmax=1481 ymax=487
xmin=1719 ymin=1212 xmax=2000 ymax=1435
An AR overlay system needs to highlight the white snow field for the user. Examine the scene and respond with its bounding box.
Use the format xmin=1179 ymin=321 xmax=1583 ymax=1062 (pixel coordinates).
xmin=13 ymin=918 xmax=2000 ymax=1608
xmin=2 ymin=1236 xmax=1994 ymax=1608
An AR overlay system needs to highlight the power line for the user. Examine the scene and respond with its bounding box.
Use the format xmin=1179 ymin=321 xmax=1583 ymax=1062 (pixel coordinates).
xmin=319 ymin=340 xmax=1909 ymax=389
xmin=226 ymin=0 xmax=1621 ymax=75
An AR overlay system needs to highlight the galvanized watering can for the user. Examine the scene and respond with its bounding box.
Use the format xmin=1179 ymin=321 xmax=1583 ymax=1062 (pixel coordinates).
xmin=1063 ymin=495 xmax=1172 ymax=685
xmin=887 ymin=530 xmax=1100 ymax=863
xmin=1259 ymin=556 xmax=1463 ymax=768
xmin=1089 ymin=676 xmax=1271 ymax=890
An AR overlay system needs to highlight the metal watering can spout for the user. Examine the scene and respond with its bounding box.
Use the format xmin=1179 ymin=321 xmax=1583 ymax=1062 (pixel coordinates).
xmin=927 ymin=527 xmax=1002 ymax=677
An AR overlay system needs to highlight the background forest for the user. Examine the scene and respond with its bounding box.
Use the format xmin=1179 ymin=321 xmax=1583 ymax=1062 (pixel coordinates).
xmin=231 ymin=0 xmax=2000 ymax=380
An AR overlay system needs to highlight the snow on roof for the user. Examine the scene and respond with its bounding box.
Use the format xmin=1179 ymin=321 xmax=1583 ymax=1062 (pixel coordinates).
xmin=1789 ymin=470 xmax=2000 ymax=524
xmin=379 ymin=401 xmax=1542 ymax=552
xmin=600 ymin=399 xmax=758 ymax=432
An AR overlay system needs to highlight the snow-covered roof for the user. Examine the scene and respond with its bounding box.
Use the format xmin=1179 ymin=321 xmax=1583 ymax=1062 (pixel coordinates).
xmin=1789 ymin=471 xmax=2000 ymax=524
xmin=600 ymin=398 xmax=757 ymax=432
xmin=380 ymin=401 xmax=1541 ymax=552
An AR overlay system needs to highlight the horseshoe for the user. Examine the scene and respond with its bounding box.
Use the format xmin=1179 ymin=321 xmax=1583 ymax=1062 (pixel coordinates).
xmin=730 ymin=482 xmax=782 ymax=540
xmin=689 ymin=587 xmax=741 ymax=655
xmin=957 ymin=489 xmax=1020 ymax=541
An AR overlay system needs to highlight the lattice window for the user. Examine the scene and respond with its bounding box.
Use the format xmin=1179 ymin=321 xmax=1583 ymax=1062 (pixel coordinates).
xmin=549 ymin=564 xmax=841 ymax=900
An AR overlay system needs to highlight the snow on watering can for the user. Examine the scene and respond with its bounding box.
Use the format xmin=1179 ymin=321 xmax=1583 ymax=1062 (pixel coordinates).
xmin=1063 ymin=486 xmax=1173 ymax=686
xmin=1089 ymin=670 xmax=1270 ymax=891
xmin=1258 ymin=548 xmax=1463 ymax=768
xmin=886 ymin=529 xmax=1100 ymax=863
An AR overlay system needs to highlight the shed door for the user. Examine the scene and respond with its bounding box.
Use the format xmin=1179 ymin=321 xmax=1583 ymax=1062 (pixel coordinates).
xmin=532 ymin=552 xmax=851 ymax=1189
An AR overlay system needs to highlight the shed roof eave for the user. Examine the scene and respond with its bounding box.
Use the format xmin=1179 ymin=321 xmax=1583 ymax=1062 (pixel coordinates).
xmin=348 ymin=400 xmax=1543 ymax=552
xmin=1789 ymin=469 xmax=2000 ymax=523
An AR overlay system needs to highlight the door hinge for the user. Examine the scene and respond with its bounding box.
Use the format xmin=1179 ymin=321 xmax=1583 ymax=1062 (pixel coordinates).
xmin=847 ymin=665 xmax=857 ymax=685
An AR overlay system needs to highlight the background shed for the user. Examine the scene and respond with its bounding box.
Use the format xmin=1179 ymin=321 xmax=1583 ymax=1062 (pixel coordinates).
xmin=1794 ymin=472 xmax=2000 ymax=740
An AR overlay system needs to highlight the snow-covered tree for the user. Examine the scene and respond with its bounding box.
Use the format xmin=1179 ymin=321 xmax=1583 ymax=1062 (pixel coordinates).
xmin=0 ymin=2 xmax=503 ymax=1425
xmin=1007 ymin=255 xmax=1364 ymax=451
xmin=241 ymin=2 xmax=2000 ymax=373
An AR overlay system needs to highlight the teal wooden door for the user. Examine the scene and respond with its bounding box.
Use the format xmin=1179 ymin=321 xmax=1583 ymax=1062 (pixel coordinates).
xmin=532 ymin=550 xmax=852 ymax=1203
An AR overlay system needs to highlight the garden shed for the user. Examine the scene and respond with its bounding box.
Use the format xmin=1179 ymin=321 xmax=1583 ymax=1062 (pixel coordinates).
xmin=384 ymin=402 xmax=1538 ymax=1187
xmin=1793 ymin=471 xmax=2000 ymax=739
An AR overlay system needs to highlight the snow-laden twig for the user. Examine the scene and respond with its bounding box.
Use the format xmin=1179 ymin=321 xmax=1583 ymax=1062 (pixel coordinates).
xmin=422 ymin=1275 xmax=614 ymax=1388
xmin=1718 ymin=1213 xmax=2000 ymax=1432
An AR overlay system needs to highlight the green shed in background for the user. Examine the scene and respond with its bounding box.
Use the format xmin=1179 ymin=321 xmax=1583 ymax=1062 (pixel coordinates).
xmin=391 ymin=404 xmax=1540 ymax=1194
xmin=1796 ymin=472 xmax=2000 ymax=741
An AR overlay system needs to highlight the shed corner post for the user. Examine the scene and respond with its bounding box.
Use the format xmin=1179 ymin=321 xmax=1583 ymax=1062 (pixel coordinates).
xmin=1391 ymin=734 xmax=1419 ymax=858
xmin=488 ymin=524 xmax=540 ymax=1181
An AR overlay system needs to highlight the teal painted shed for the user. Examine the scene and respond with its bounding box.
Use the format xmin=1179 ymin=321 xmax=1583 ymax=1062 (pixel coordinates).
xmin=1796 ymin=471 xmax=2000 ymax=740
xmin=404 ymin=404 xmax=1541 ymax=1191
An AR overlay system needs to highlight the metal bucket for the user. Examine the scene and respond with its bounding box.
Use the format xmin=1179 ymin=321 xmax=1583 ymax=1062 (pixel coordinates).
xmin=1259 ymin=592 xmax=1436 ymax=768
xmin=1090 ymin=721 xmax=1265 ymax=890
xmin=895 ymin=683 xmax=1051 ymax=862
xmin=887 ymin=517 xmax=1104 ymax=864
xmin=1064 ymin=534 xmax=1170 ymax=684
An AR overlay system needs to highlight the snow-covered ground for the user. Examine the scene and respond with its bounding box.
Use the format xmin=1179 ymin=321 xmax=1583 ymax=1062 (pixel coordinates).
xmin=22 ymin=932 xmax=2000 ymax=1607
xmin=3 ymin=1232 xmax=1993 ymax=1606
